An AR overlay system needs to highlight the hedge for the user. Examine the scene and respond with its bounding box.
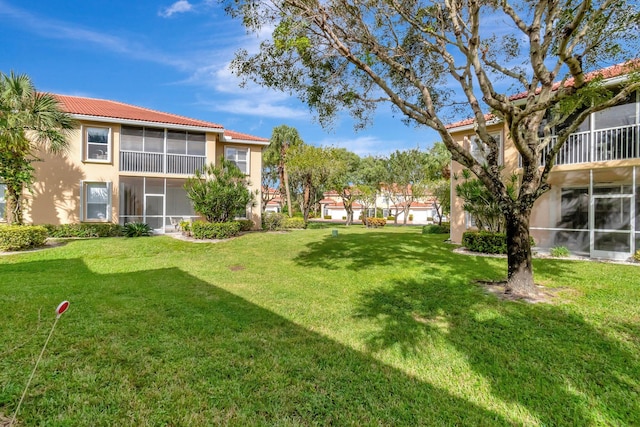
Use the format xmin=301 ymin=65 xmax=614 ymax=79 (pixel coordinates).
xmin=422 ymin=224 xmax=450 ymax=234
xmin=44 ymin=223 xmax=123 ymax=238
xmin=191 ymin=221 xmax=242 ymax=239
xmin=236 ymin=219 xmax=255 ymax=232
xmin=365 ymin=217 xmax=386 ymax=228
xmin=282 ymin=217 xmax=306 ymax=229
xmin=0 ymin=225 xmax=48 ymax=251
xmin=462 ymin=231 xmax=534 ymax=254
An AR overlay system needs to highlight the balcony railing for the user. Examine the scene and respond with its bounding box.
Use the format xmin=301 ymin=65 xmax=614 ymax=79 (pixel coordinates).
xmin=521 ymin=123 xmax=640 ymax=167
xmin=120 ymin=151 xmax=206 ymax=174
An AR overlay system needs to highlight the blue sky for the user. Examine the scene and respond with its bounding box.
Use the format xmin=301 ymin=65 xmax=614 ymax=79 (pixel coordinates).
xmin=0 ymin=0 xmax=440 ymax=156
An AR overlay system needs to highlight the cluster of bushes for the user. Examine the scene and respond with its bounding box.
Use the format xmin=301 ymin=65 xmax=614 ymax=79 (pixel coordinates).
xmin=44 ymin=223 xmax=123 ymax=238
xmin=0 ymin=225 xmax=48 ymax=251
xmin=262 ymin=213 xmax=307 ymax=231
xmin=364 ymin=217 xmax=386 ymax=228
xmin=191 ymin=221 xmax=242 ymax=239
xmin=122 ymin=222 xmax=152 ymax=237
xmin=422 ymin=223 xmax=450 ymax=234
xmin=462 ymin=231 xmax=535 ymax=255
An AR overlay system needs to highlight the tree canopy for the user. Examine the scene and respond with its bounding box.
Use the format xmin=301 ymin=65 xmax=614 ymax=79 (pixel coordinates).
xmin=226 ymin=0 xmax=640 ymax=297
xmin=0 ymin=71 xmax=75 ymax=224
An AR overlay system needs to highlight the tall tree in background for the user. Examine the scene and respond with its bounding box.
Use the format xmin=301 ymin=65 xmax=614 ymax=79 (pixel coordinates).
xmin=384 ymin=149 xmax=430 ymax=225
xmin=425 ymin=142 xmax=451 ymax=225
xmin=227 ymin=0 xmax=639 ymax=297
xmin=265 ymin=125 xmax=303 ymax=217
xmin=0 ymin=72 xmax=75 ymax=224
xmin=261 ymin=163 xmax=280 ymax=213
xmin=326 ymin=148 xmax=361 ymax=226
xmin=287 ymin=143 xmax=331 ymax=222
xmin=354 ymin=155 xmax=386 ymax=221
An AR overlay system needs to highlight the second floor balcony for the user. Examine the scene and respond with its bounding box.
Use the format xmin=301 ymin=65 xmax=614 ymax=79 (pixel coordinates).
xmin=523 ymin=123 xmax=640 ymax=168
xmin=120 ymin=151 xmax=206 ymax=175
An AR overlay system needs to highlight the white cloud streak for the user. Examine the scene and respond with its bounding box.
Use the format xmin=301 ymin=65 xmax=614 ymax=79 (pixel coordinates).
xmin=159 ymin=1 xmax=193 ymax=18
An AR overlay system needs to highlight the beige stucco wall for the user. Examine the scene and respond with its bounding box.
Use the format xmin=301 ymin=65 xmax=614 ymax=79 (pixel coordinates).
xmin=22 ymin=120 xmax=264 ymax=229
xmin=450 ymin=123 xmax=640 ymax=244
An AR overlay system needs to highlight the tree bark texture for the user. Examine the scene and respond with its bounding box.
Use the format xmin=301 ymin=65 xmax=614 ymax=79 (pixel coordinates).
xmin=504 ymin=209 xmax=537 ymax=297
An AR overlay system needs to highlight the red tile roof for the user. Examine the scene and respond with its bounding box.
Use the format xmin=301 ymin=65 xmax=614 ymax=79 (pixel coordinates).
xmin=55 ymin=94 xmax=224 ymax=130
xmin=446 ymin=60 xmax=639 ymax=131
xmin=224 ymin=129 xmax=269 ymax=143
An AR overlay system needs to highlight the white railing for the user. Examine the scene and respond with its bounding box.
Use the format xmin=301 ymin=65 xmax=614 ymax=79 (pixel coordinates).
xmin=120 ymin=151 xmax=206 ymax=175
xmin=167 ymin=154 xmax=206 ymax=175
xmin=521 ymin=124 xmax=639 ymax=167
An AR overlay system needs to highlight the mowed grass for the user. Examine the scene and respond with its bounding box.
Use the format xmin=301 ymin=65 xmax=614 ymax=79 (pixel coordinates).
xmin=1 ymin=226 xmax=639 ymax=426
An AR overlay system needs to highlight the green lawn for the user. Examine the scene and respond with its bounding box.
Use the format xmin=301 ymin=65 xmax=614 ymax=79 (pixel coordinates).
xmin=1 ymin=227 xmax=639 ymax=426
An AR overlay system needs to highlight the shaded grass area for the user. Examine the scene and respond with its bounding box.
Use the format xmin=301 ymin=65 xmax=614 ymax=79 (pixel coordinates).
xmin=1 ymin=227 xmax=639 ymax=425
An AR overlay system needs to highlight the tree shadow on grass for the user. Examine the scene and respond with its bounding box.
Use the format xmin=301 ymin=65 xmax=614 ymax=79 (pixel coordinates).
xmin=354 ymin=276 xmax=640 ymax=426
xmin=294 ymin=231 xmax=475 ymax=272
xmin=0 ymin=258 xmax=513 ymax=425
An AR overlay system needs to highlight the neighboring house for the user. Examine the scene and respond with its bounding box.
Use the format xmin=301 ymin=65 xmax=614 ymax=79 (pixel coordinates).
xmin=263 ymin=187 xmax=284 ymax=213
xmin=12 ymin=95 xmax=269 ymax=232
xmin=448 ymin=62 xmax=640 ymax=260
xmin=319 ymin=189 xmax=444 ymax=224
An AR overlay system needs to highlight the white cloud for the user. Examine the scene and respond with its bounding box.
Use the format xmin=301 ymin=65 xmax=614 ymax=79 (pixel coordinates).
xmin=317 ymin=135 xmax=399 ymax=157
xmin=159 ymin=1 xmax=193 ymax=18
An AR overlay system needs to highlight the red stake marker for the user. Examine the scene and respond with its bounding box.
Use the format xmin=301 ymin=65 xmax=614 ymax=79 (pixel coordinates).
xmin=56 ymin=301 xmax=70 ymax=318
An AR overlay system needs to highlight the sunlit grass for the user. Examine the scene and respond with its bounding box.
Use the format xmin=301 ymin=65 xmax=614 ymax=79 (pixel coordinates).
xmin=1 ymin=227 xmax=638 ymax=425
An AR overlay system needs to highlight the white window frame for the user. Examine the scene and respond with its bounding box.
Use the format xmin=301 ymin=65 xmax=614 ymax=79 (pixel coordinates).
xmin=468 ymin=132 xmax=503 ymax=165
xmin=80 ymin=181 xmax=112 ymax=222
xmin=84 ymin=126 xmax=112 ymax=162
xmin=225 ymin=146 xmax=250 ymax=175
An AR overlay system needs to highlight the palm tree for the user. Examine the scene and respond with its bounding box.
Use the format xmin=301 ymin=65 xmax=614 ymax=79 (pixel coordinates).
xmin=0 ymin=71 xmax=75 ymax=224
xmin=265 ymin=125 xmax=303 ymax=217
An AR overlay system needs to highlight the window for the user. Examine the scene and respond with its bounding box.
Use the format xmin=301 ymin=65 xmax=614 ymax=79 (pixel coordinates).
xmin=167 ymin=130 xmax=206 ymax=155
xmin=121 ymin=126 xmax=164 ymax=153
xmin=82 ymin=182 xmax=111 ymax=221
xmin=225 ymin=147 xmax=250 ymax=174
xmin=0 ymin=183 xmax=6 ymax=221
xmin=469 ymin=132 xmax=503 ymax=165
xmin=85 ymin=127 xmax=111 ymax=161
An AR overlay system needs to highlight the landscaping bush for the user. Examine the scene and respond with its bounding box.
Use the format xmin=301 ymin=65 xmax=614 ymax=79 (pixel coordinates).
xmin=191 ymin=221 xmax=241 ymax=239
xmin=44 ymin=223 xmax=123 ymax=238
xmin=387 ymin=216 xmax=395 ymax=220
xmin=179 ymin=220 xmax=192 ymax=236
xmin=422 ymin=224 xmax=450 ymax=234
xmin=409 ymin=214 xmax=414 ymax=221
xmin=365 ymin=217 xmax=386 ymax=228
xmin=263 ymin=212 xmax=285 ymax=231
xmin=550 ymin=246 xmax=571 ymax=258
xmin=633 ymin=250 xmax=640 ymax=262
xmin=462 ymin=231 xmax=534 ymax=254
xmin=282 ymin=217 xmax=306 ymax=229
xmin=323 ymin=215 xmax=332 ymax=220
xmin=0 ymin=225 xmax=48 ymax=251
xmin=123 ymin=222 xmax=152 ymax=237
xmin=236 ymin=219 xmax=255 ymax=232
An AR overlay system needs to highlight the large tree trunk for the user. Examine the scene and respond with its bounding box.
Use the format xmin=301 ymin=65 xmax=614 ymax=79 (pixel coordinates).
xmin=5 ymin=183 xmax=23 ymax=225
xmin=504 ymin=210 xmax=538 ymax=297
xmin=283 ymin=166 xmax=293 ymax=217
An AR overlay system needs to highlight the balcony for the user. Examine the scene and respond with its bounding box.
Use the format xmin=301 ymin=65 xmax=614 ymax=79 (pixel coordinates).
xmin=120 ymin=151 xmax=206 ymax=174
xmin=523 ymin=123 xmax=640 ymax=167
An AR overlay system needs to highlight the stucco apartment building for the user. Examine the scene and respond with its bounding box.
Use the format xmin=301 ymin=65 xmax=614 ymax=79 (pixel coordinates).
xmin=2 ymin=95 xmax=269 ymax=232
xmin=449 ymin=63 xmax=639 ymax=260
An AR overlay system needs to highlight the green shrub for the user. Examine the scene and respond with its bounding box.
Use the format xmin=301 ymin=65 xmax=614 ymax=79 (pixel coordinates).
xmin=44 ymin=223 xmax=123 ymax=238
xmin=633 ymin=250 xmax=640 ymax=262
xmin=408 ymin=214 xmax=414 ymax=221
xmin=422 ymin=224 xmax=450 ymax=234
xmin=462 ymin=231 xmax=535 ymax=255
xmin=323 ymin=215 xmax=332 ymax=220
xmin=123 ymin=222 xmax=152 ymax=237
xmin=179 ymin=220 xmax=192 ymax=235
xmin=263 ymin=212 xmax=285 ymax=231
xmin=550 ymin=246 xmax=571 ymax=258
xmin=282 ymin=217 xmax=306 ymax=229
xmin=0 ymin=225 xmax=48 ymax=251
xmin=191 ymin=221 xmax=241 ymax=239
xmin=387 ymin=216 xmax=395 ymax=220
xmin=236 ymin=219 xmax=255 ymax=232
xmin=365 ymin=217 xmax=386 ymax=228
xmin=342 ymin=216 xmax=347 ymax=220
